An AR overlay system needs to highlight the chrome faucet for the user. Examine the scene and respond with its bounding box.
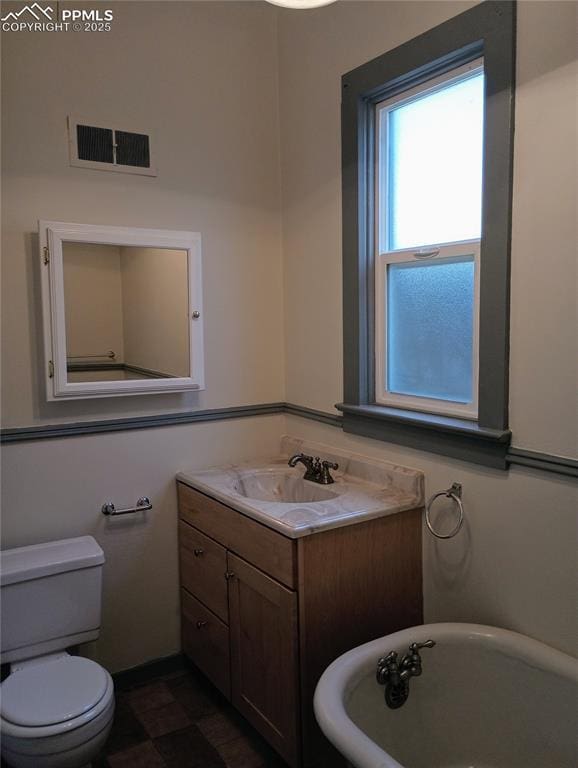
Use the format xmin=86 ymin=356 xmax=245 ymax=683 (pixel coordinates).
xmin=376 ymin=640 xmax=435 ymax=709
xmin=288 ymin=453 xmax=339 ymax=484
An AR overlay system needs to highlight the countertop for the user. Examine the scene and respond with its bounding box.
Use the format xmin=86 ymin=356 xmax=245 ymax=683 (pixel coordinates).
xmin=176 ymin=436 xmax=424 ymax=539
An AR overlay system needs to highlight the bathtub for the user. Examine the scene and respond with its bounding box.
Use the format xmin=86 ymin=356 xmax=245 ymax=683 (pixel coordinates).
xmin=314 ymin=623 xmax=578 ymax=768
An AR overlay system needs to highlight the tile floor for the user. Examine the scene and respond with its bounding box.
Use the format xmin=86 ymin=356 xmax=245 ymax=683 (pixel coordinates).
xmin=93 ymin=660 xmax=290 ymax=768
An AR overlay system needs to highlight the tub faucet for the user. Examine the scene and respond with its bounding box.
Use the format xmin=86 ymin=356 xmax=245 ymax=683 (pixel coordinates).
xmin=376 ymin=640 xmax=436 ymax=709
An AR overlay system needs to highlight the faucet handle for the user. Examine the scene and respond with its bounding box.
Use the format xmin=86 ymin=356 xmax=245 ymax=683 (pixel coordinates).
xmin=383 ymin=650 xmax=398 ymax=667
xmin=409 ymin=640 xmax=436 ymax=653
xmin=376 ymin=650 xmax=398 ymax=684
xmin=318 ymin=459 xmax=339 ymax=484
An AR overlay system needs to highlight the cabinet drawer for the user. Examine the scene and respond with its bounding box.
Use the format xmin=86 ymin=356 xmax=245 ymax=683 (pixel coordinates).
xmin=181 ymin=588 xmax=230 ymax=700
xmin=179 ymin=521 xmax=228 ymax=623
xmin=178 ymin=482 xmax=297 ymax=588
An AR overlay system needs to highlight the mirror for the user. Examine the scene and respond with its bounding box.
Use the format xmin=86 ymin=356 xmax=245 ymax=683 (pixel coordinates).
xmin=62 ymin=243 xmax=190 ymax=382
xmin=40 ymin=222 xmax=204 ymax=400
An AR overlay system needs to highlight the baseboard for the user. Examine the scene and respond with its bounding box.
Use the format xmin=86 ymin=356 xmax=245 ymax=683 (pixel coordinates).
xmin=111 ymin=653 xmax=188 ymax=691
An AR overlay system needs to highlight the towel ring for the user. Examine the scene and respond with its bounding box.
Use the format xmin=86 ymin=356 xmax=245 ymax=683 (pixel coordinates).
xmin=425 ymin=482 xmax=464 ymax=539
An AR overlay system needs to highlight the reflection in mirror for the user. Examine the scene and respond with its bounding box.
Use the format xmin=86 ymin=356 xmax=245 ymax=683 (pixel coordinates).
xmin=62 ymin=243 xmax=189 ymax=383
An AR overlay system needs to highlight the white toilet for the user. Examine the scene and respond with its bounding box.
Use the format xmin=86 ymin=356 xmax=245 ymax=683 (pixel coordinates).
xmin=0 ymin=537 xmax=115 ymax=768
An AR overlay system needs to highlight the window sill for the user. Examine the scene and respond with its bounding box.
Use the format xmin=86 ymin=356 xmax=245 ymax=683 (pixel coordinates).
xmin=336 ymin=403 xmax=511 ymax=469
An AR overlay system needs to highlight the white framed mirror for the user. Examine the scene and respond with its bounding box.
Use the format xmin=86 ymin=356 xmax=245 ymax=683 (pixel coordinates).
xmin=39 ymin=221 xmax=204 ymax=400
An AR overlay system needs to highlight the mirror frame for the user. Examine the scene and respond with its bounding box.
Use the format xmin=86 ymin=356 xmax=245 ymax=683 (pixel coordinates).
xmin=39 ymin=220 xmax=204 ymax=400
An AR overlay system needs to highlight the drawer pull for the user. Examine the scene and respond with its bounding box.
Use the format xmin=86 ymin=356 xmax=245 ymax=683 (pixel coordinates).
xmin=193 ymin=548 xmax=205 ymax=557
xmin=196 ymin=620 xmax=208 ymax=629
xmin=225 ymin=571 xmax=235 ymax=580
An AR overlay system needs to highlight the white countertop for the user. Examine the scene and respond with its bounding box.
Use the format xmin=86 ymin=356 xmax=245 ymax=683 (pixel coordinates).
xmin=177 ymin=436 xmax=424 ymax=539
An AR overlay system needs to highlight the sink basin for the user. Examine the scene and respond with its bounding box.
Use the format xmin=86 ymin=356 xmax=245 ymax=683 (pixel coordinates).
xmin=233 ymin=471 xmax=339 ymax=504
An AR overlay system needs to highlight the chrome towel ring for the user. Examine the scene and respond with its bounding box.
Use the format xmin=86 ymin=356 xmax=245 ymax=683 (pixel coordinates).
xmin=425 ymin=482 xmax=464 ymax=539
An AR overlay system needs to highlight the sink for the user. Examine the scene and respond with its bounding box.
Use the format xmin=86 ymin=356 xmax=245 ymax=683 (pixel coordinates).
xmin=177 ymin=435 xmax=425 ymax=537
xmin=233 ymin=471 xmax=339 ymax=504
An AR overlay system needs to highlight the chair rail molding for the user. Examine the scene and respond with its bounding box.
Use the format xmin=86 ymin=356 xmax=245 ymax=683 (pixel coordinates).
xmin=1 ymin=402 xmax=575 ymax=480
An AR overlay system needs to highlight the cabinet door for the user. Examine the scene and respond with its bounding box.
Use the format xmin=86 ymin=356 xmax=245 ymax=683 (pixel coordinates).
xmin=228 ymin=553 xmax=300 ymax=768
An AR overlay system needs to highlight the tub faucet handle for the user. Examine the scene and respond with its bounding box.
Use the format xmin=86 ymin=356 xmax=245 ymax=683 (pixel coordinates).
xmin=410 ymin=640 xmax=436 ymax=652
xmin=401 ymin=640 xmax=436 ymax=678
xmin=376 ymin=650 xmax=398 ymax=684
xmin=405 ymin=640 xmax=436 ymax=666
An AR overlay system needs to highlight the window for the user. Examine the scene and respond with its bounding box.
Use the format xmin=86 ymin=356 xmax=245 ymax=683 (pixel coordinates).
xmin=375 ymin=61 xmax=483 ymax=419
xmin=339 ymin=2 xmax=516 ymax=468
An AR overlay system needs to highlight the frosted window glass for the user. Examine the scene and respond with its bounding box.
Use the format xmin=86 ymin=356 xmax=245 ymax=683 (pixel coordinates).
xmin=383 ymin=71 xmax=484 ymax=251
xmin=386 ymin=258 xmax=475 ymax=403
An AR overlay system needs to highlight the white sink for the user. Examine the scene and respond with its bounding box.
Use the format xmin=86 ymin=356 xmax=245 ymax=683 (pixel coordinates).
xmin=176 ymin=435 xmax=424 ymax=538
xmin=233 ymin=470 xmax=339 ymax=504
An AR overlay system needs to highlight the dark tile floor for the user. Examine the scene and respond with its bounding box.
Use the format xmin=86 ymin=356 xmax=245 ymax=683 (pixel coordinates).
xmin=93 ymin=660 xmax=290 ymax=768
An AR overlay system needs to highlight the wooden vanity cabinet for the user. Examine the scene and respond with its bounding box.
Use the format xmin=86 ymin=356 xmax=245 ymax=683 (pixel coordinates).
xmin=177 ymin=481 xmax=423 ymax=768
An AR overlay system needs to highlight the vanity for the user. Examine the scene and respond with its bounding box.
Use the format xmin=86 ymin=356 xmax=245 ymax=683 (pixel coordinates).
xmin=176 ymin=438 xmax=424 ymax=768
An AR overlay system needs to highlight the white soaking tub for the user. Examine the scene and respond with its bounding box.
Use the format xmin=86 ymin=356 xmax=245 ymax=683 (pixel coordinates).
xmin=314 ymin=623 xmax=578 ymax=768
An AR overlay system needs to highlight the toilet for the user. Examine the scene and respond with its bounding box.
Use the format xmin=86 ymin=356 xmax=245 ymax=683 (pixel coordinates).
xmin=0 ymin=537 xmax=115 ymax=768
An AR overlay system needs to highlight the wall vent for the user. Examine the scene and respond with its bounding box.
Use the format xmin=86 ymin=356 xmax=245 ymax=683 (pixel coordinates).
xmin=68 ymin=116 xmax=156 ymax=177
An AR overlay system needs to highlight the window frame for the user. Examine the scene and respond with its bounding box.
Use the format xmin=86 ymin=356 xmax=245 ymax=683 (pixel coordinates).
xmin=338 ymin=1 xmax=516 ymax=468
xmin=374 ymin=58 xmax=484 ymax=420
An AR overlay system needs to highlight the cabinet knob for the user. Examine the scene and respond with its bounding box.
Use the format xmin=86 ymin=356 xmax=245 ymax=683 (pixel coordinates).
xmin=193 ymin=548 xmax=204 ymax=557
xmin=196 ymin=620 xmax=207 ymax=629
xmin=225 ymin=571 xmax=235 ymax=580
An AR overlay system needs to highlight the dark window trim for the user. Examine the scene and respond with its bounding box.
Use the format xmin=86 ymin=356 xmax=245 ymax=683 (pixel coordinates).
xmin=339 ymin=0 xmax=516 ymax=468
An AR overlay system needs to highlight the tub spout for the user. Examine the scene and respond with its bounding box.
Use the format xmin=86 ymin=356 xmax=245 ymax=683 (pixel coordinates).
xmin=376 ymin=640 xmax=436 ymax=709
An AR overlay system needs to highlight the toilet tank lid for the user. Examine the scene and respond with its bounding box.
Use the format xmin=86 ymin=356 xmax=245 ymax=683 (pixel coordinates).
xmin=0 ymin=537 xmax=104 ymax=586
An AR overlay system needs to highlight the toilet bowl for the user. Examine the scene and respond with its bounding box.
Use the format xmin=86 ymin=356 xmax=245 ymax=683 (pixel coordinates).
xmin=1 ymin=653 xmax=114 ymax=768
xmin=0 ymin=537 xmax=115 ymax=768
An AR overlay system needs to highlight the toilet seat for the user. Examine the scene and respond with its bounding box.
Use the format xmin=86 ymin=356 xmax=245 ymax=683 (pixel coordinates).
xmin=1 ymin=656 xmax=114 ymax=739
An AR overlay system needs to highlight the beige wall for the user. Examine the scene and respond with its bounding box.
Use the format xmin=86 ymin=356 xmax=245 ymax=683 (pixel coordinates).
xmin=120 ymin=247 xmax=189 ymax=377
xmin=278 ymin=0 xmax=473 ymax=421
xmin=508 ymin=2 xmax=577 ymax=456
xmin=1 ymin=1 xmax=576 ymax=672
xmin=62 ymin=243 xmax=125 ymax=362
xmin=277 ymin=0 xmax=577 ymax=655
xmin=1 ymin=0 xmax=285 ymax=427
xmin=282 ymin=417 xmax=577 ymax=656
xmin=0 ymin=416 xmax=286 ymax=672
xmin=278 ymin=0 xmax=577 ymax=459
xmin=1 ymin=1 xmax=286 ymax=671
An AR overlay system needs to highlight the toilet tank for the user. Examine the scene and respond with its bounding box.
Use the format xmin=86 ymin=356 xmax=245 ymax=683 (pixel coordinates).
xmin=0 ymin=537 xmax=105 ymax=663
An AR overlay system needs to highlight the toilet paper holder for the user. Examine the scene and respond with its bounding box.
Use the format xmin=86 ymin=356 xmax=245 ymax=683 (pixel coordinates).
xmin=101 ymin=496 xmax=152 ymax=516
